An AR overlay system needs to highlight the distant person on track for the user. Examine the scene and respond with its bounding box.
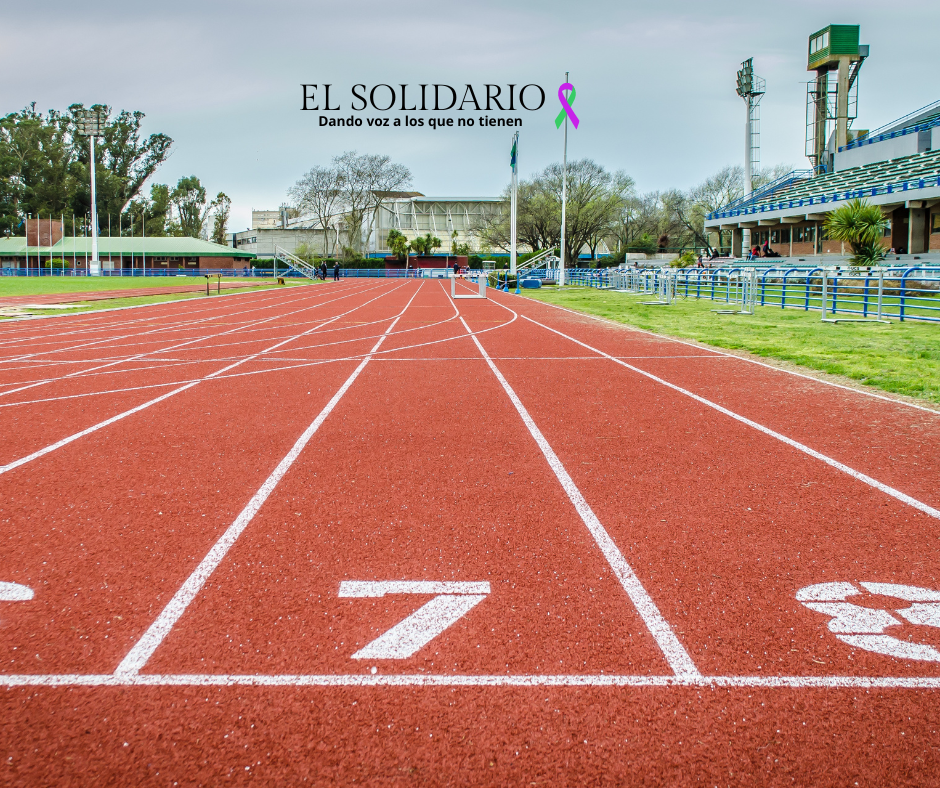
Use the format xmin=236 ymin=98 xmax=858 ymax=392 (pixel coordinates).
xmin=320 ymin=262 xmax=327 ymax=280
xmin=453 ymin=260 xmax=460 ymax=277
xmin=333 ymin=261 xmax=340 ymax=281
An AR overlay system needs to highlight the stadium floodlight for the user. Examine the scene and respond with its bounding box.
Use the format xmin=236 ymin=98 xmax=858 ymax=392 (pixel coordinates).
xmin=76 ymin=109 xmax=105 ymax=276
xmin=736 ymin=58 xmax=755 ymax=98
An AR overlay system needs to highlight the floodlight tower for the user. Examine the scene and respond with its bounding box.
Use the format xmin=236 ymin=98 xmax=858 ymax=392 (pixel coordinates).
xmin=805 ymin=25 xmax=868 ymax=174
xmin=735 ymin=58 xmax=764 ymax=255
xmin=77 ymin=109 xmax=105 ymax=275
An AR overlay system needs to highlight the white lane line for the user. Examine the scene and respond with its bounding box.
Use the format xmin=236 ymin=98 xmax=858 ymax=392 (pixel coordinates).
xmin=3 ymin=672 xmax=940 ymax=689
xmin=114 ymin=284 xmax=424 ymax=676
xmin=522 ymin=315 xmax=940 ymax=522
xmin=0 ymin=284 xmax=404 ymax=477
xmin=459 ymin=315 xmax=701 ymax=679
xmin=518 ymin=295 xmax=940 ymax=416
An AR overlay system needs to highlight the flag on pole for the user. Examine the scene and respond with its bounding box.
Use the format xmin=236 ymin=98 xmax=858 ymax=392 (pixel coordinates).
xmin=510 ymin=138 xmax=517 ymax=171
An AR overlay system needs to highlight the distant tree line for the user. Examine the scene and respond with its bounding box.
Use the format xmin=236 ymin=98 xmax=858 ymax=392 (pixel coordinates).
xmin=475 ymin=161 xmax=794 ymax=265
xmin=0 ymin=103 xmax=230 ymax=243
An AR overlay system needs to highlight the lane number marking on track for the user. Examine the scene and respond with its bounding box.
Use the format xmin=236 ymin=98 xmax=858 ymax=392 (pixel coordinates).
xmin=797 ymin=581 xmax=940 ymax=662
xmin=0 ymin=582 xmax=33 ymax=602
xmin=338 ymin=581 xmax=490 ymax=660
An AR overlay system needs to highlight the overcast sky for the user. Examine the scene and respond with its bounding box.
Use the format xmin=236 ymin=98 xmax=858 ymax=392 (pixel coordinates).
xmin=4 ymin=0 xmax=938 ymax=232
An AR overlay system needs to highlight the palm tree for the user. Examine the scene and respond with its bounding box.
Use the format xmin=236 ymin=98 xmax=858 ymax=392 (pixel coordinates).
xmin=824 ymin=199 xmax=888 ymax=266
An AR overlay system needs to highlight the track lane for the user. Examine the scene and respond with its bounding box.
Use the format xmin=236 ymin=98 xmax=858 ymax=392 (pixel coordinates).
xmin=507 ymin=293 xmax=940 ymax=511
xmin=0 ymin=284 xmax=413 ymax=674
xmin=134 ymin=283 xmax=673 ymax=679
xmin=463 ymin=295 xmax=940 ymax=680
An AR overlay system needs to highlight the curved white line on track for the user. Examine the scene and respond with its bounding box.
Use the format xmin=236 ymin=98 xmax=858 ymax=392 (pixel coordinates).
xmin=0 ymin=282 xmax=371 ymax=372
xmin=0 ymin=283 xmax=408 ymax=476
xmin=0 ymin=285 xmax=519 ymax=410
xmin=0 ymin=282 xmax=329 ymax=353
xmin=522 ymin=313 xmax=940 ymax=521
xmin=114 ymin=283 xmax=427 ymax=675
xmin=0 ymin=281 xmax=351 ymax=349
xmin=0 ymin=282 xmax=441 ymax=379
xmin=0 ymin=283 xmax=386 ymax=396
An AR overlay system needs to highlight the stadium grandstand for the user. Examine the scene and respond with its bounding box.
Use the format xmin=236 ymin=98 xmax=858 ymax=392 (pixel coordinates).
xmin=706 ymin=25 xmax=940 ymax=262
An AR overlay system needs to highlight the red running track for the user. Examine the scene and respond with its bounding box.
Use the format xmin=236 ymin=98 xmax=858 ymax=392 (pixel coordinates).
xmin=1 ymin=279 xmax=940 ymax=786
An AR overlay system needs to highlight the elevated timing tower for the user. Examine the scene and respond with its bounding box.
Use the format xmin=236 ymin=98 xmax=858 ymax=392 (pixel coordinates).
xmin=805 ymin=24 xmax=869 ymax=173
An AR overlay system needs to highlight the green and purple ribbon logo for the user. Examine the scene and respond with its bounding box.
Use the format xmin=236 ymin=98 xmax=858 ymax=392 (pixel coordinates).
xmin=555 ymin=83 xmax=578 ymax=129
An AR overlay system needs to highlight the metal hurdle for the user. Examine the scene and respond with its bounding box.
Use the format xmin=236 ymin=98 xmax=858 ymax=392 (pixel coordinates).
xmin=451 ymin=272 xmax=487 ymax=300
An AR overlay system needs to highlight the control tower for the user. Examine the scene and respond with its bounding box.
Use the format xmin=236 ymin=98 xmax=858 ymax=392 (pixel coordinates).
xmin=805 ymin=24 xmax=869 ymax=173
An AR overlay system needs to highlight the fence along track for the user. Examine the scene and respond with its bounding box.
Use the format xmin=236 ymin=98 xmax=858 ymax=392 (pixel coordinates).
xmin=534 ymin=265 xmax=940 ymax=323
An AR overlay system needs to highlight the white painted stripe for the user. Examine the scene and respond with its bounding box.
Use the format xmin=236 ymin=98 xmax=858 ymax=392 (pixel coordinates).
xmin=3 ymin=672 xmax=940 ymax=689
xmin=339 ymin=581 xmax=491 ymax=597
xmin=350 ymin=594 xmax=488 ymax=659
xmin=518 ymin=295 xmax=940 ymax=416
xmin=114 ymin=285 xmax=424 ymax=675
xmin=523 ymin=315 xmax=940 ymax=522
xmin=0 ymin=581 xmax=33 ymax=601
xmin=459 ymin=316 xmax=700 ymax=679
xmin=0 ymin=285 xmax=403 ymax=477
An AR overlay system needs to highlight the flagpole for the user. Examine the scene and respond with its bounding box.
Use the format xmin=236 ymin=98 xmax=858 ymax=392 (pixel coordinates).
xmin=559 ymin=71 xmax=568 ymax=288
xmin=510 ymin=130 xmax=518 ymax=284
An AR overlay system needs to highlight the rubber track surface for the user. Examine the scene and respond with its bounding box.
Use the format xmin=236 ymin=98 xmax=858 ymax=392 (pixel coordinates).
xmin=1 ymin=280 xmax=939 ymax=786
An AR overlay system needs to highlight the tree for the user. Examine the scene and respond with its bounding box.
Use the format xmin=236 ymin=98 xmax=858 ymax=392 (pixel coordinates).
xmin=0 ymin=105 xmax=76 ymax=235
xmin=679 ymin=163 xmax=795 ymax=252
xmin=210 ymin=192 xmax=231 ymax=245
xmin=387 ymin=228 xmax=409 ymax=260
xmin=169 ymin=176 xmax=210 ymax=237
xmin=334 ymin=151 xmax=412 ymax=254
xmin=288 ymin=164 xmax=343 ymax=256
xmin=125 ymin=183 xmax=171 ymax=237
xmin=824 ymin=199 xmax=888 ymax=266
xmin=0 ymin=102 xmax=172 ymax=236
xmin=410 ymin=233 xmax=441 ymax=256
xmin=478 ymin=160 xmax=633 ymax=266
xmin=290 ymin=152 xmax=412 ymax=256
xmin=67 ymin=103 xmax=173 ymax=217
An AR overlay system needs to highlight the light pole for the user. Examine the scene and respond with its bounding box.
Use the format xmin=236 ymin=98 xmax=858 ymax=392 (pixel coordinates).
xmin=735 ymin=59 xmax=764 ymax=258
xmin=76 ymin=109 xmax=104 ymax=275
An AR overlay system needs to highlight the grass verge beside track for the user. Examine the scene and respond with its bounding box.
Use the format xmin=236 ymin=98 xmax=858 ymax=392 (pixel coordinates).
xmin=522 ymin=286 xmax=940 ymax=406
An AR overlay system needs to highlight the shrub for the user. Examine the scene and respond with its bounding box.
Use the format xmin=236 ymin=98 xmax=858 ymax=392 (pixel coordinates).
xmin=824 ymin=199 xmax=888 ymax=267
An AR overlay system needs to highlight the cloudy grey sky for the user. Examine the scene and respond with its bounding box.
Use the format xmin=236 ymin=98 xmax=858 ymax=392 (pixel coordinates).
xmin=4 ymin=0 xmax=938 ymax=232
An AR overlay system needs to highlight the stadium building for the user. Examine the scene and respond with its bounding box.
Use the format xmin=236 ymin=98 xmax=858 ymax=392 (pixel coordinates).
xmin=233 ymin=195 xmax=506 ymax=258
xmin=706 ymin=25 xmax=940 ymax=261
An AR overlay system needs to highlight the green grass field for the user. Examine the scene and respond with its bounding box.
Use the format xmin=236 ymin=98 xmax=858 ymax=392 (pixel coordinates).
xmin=522 ymin=286 xmax=940 ymax=406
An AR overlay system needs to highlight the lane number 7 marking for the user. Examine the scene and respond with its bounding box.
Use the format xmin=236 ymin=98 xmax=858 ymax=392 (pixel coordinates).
xmin=338 ymin=581 xmax=490 ymax=659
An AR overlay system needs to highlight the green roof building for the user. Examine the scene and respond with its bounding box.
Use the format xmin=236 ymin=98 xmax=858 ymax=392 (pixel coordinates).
xmin=0 ymin=225 xmax=256 ymax=272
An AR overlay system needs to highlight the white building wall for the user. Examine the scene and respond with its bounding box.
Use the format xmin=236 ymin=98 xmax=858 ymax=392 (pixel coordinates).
xmin=834 ymin=131 xmax=932 ymax=171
